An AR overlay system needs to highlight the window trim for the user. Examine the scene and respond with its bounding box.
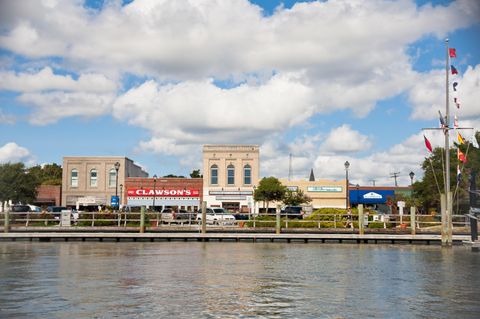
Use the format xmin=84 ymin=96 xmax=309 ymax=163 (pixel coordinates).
xmin=210 ymin=164 xmax=218 ymax=185
xmin=71 ymin=169 xmax=78 ymax=188
xmin=243 ymin=164 xmax=252 ymax=185
xmin=227 ymin=164 xmax=235 ymax=185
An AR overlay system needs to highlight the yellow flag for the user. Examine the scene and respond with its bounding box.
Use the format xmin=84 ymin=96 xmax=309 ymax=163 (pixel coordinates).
xmin=457 ymin=132 xmax=465 ymax=144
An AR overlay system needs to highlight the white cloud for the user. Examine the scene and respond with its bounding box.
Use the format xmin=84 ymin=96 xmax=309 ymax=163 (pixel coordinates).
xmin=19 ymin=91 xmax=115 ymax=125
xmin=321 ymin=125 xmax=372 ymax=153
xmin=0 ymin=142 xmax=34 ymax=164
xmin=410 ymin=64 xmax=480 ymax=122
xmin=0 ymin=67 xmax=117 ymax=93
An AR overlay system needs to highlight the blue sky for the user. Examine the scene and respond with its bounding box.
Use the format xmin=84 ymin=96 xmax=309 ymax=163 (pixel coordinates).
xmin=0 ymin=0 xmax=479 ymax=186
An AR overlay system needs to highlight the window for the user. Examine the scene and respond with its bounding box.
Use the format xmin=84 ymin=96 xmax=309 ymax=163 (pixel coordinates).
xmin=90 ymin=169 xmax=98 ymax=187
xmin=109 ymin=168 xmax=117 ymax=187
xmin=71 ymin=169 xmax=78 ymax=187
xmin=243 ymin=164 xmax=251 ymax=185
xmin=210 ymin=165 xmax=218 ymax=185
xmin=227 ymin=164 xmax=235 ymax=185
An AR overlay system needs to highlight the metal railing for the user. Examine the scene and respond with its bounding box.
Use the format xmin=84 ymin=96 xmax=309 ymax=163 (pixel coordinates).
xmin=0 ymin=211 xmax=472 ymax=231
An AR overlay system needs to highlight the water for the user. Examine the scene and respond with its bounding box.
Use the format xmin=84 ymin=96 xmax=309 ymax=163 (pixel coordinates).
xmin=0 ymin=242 xmax=479 ymax=319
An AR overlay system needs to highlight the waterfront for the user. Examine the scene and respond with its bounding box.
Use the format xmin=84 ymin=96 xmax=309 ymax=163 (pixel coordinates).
xmin=0 ymin=242 xmax=479 ymax=318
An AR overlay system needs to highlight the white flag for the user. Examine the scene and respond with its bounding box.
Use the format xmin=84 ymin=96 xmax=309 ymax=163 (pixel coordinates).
xmin=470 ymin=134 xmax=479 ymax=148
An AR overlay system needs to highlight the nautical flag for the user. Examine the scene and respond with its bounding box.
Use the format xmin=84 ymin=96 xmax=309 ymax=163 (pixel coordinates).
xmin=454 ymin=97 xmax=460 ymax=109
xmin=438 ymin=110 xmax=447 ymax=133
xmin=457 ymin=165 xmax=462 ymax=183
xmin=454 ymin=115 xmax=458 ymax=128
xmin=449 ymin=48 xmax=457 ymax=58
xmin=451 ymin=65 xmax=458 ymax=75
xmin=424 ymin=135 xmax=433 ymax=153
xmin=470 ymin=134 xmax=479 ymax=149
xmin=457 ymin=132 xmax=465 ymax=144
xmin=453 ymin=82 xmax=458 ymax=91
xmin=457 ymin=149 xmax=467 ymax=163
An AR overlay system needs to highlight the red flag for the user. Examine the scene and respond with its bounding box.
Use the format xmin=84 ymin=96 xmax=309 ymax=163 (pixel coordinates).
xmin=424 ymin=135 xmax=433 ymax=153
xmin=449 ymin=48 xmax=456 ymax=58
xmin=457 ymin=149 xmax=467 ymax=163
xmin=451 ymin=65 xmax=458 ymax=75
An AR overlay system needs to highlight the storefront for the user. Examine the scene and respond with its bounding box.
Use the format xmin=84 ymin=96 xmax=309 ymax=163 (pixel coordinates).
xmin=124 ymin=177 xmax=203 ymax=211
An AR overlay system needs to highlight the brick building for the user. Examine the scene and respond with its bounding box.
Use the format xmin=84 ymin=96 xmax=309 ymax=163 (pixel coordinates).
xmin=125 ymin=177 xmax=203 ymax=211
xmin=34 ymin=185 xmax=62 ymax=207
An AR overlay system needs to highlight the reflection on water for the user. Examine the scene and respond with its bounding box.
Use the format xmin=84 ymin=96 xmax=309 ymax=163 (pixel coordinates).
xmin=0 ymin=242 xmax=479 ymax=318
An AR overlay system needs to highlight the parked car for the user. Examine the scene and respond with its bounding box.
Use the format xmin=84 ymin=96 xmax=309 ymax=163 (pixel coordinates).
xmin=11 ymin=205 xmax=31 ymax=213
xmin=196 ymin=208 xmax=236 ymax=225
xmin=28 ymin=205 xmax=42 ymax=213
xmin=281 ymin=206 xmax=304 ymax=219
xmin=160 ymin=208 xmax=175 ymax=222
xmin=47 ymin=206 xmax=69 ymax=219
xmin=174 ymin=209 xmax=196 ymax=222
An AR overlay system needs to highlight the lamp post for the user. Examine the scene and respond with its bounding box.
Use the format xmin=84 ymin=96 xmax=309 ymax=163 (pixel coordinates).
xmin=153 ymin=174 xmax=157 ymax=210
xmin=344 ymin=161 xmax=350 ymax=210
xmin=356 ymin=184 xmax=360 ymax=206
xmin=119 ymin=184 xmax=123 ymax=208
xmin=409 ymin=171 xmax=415 ymax=186
xmin=114 ymin=162 xmax=120 ymax=210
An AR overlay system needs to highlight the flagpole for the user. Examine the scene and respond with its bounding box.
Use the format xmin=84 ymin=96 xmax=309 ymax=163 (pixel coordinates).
xmin=444 ymin=38 xmax=452 ymax=245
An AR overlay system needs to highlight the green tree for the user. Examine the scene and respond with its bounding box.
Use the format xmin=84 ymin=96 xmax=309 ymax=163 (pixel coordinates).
xmin=28 ymin=163 xmax=62 ymax=185
xmin=0 ymin=163 xmax=40 ymax=210
xmin=189 ymin=169 xmax=202 ymax=178
xmin=282 ymin=189 xmax=312 ymax=206
xmin=163 ymin=174 xmax=185 ymax=178
xmin=414 ymin=131 xmax=480 ymax=214
xmin=254 ymin=177 xmax=286 ymax=213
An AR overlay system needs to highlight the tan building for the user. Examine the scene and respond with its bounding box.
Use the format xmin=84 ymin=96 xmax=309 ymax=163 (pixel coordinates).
xmin=202 ymin=145 xmax=259 ymax=213
xmin=62 ymin=156 xmax=148 ymax=208
xmin=279 ymin=178 xmax=347 ymax=209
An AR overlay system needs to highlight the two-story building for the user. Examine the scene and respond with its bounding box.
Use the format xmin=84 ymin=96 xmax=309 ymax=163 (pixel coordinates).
xmin=202 ymin=145 xmax=259 ymax=213
xmin=62 ymin=156 xmax=148 ymax=209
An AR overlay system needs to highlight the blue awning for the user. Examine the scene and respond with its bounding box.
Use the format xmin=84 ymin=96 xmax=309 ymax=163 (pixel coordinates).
xmin=349 ymin=189 xmax=394 ymax=205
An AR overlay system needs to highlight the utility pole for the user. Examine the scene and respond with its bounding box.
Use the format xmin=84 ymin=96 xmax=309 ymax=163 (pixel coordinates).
xmin=370 ymin=179 xmax=376 ymax=187
xmin=390 ymin=172 xmax=400 ymax=187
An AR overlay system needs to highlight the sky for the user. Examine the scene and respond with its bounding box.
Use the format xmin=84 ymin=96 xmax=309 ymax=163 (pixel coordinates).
xmin=0 ymin=0 xmax=479 ymax=187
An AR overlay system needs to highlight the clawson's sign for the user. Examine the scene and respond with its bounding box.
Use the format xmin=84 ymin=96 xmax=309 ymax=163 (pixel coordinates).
xmin=127 ymin=188 xmax=200 ymax=197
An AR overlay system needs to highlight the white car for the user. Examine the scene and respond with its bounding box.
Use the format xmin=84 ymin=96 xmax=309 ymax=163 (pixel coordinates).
xmin=196 ymin=208 xmax=236 ymax=225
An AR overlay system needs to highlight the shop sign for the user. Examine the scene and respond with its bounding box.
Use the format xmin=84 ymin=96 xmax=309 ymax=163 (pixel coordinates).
xmin=287 ymin=186 xmax=298 ymax=191
xmin=363 ymin=192 xmax=383 ymax=199
xmin=127 ymin=188 xmax=200 ymax=197
xmin=307 ymin=186 xmax=343 ymax=192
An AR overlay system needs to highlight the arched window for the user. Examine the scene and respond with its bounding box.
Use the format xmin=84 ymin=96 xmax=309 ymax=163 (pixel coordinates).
xmin=90 ymin=169 xmax=98 ymax=187
xmin=243 ymin=164 xmax=251 ymax=185
xmin=71 ymin=169 xmax=78 ymax=187
xmin=227 ymin=164 xmax=235 ymax=185
xmin=108 ymin=168 xmax=116 ymax=187
xmin=210 ymin=165 xmax=218 ymax=185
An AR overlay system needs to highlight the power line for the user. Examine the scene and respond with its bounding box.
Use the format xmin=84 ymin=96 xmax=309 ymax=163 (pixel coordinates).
xmin=390 ymin=172 xmax=400 ymax=187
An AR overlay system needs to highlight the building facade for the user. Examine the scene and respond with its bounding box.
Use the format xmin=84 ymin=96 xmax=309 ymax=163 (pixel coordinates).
xmin=34 ymin=185 xmax=62 ymax=207
xmin=202 ymin=145 xmax=259 ymax=213
xmin=62 ymin=156 xmax=148 ymax=208
xmin=280 ymin=178 xmax=348 ymax=209
xmin=124 ymin=177 xmax=203 ymax=211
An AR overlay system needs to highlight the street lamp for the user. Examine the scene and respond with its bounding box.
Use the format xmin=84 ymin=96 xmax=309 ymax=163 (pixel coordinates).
xmin=114 ymin=162 xmax=120 ymax=209
xmin=153 ymin=174 xmax=157 ymax=210
xmin=344 ymin=161 xmax=350 ymax=210
xmin=119 ymin=184 xmax=123 ymax=208
xmin=356 ymin=184 xmax=360 ymax=206
xmin=409 ymin=171 xmax=415 ymax=186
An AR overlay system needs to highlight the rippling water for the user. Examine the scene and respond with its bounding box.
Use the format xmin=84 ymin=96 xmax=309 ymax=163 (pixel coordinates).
xmin=0 ymin=242 xmax=479 ymax=318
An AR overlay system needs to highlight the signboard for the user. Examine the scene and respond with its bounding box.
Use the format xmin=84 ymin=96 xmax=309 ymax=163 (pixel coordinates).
xmin=111 ymin=195 xmax=119 ymax=207
xmin=307 ymin=186 xmax=343 ymax=192
xmin=60 ymin=210 xmax=71 ymax=227
xmin=209 ymin=191 xmax=253 ymax=196
xmin=286 ymin=186 xmax=298 ymax=191
xmin=127 ymin=188 xmax=200 ymax=197
xmin=363 ymin=192 xmax=383 ymax=199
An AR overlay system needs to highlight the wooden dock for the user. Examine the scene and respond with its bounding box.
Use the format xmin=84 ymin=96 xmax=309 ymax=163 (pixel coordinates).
xmin=0 ymin=232 xmax=471 ymax=245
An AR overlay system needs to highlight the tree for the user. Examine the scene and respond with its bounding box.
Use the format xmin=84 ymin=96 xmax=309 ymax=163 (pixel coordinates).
xmin=254 ymin=177 xmax=286 ymax=213
xmin=28 ymin=163 xmax=63 ymax=185
xmin=0 ymin=163 xmax=40 ymax=210
xmin=414 ymin=131 xmax=480 ymax=214
xmin=189 ymin=169 xmax=202 ymax=178
xmin=282 ymin=189 xmax=312 ymax=206
xmin=163 ymin=174 xmax=185 ymax=178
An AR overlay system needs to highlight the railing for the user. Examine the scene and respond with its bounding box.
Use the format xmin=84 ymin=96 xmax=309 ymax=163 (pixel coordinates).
xmin=0 ymin=211 xmax=472 ymax=231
